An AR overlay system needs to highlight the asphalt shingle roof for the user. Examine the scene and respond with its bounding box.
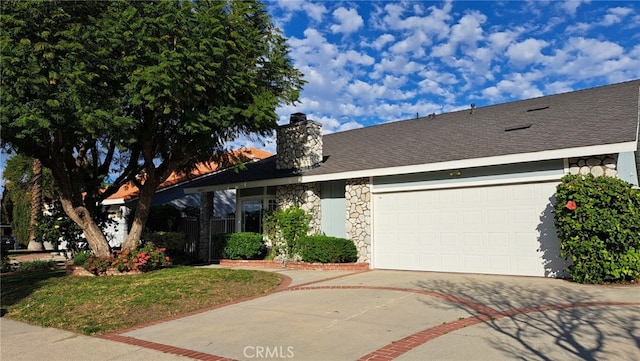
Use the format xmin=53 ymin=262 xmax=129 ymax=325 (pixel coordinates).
xmin=186 ymin=79 xmax=639 ymax=190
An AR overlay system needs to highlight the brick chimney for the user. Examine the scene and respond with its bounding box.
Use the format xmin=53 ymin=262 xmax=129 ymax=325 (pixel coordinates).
xmin=276 ymin=113 xmax=323 ymax=171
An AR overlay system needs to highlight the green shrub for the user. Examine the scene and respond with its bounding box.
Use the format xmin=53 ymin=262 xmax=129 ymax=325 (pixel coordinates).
xmin=141 ymin=232 xmax=185 ymax=253
xmin=219 ymin=232 xmax=265 ymax=260
xmin=73 ymin=250 xmax=91 ymax=266
xmin=297 ymin=235 xmax=358 ymax=263
xmin=263 ymin=206 xmax=311 ymax=260
xmin=141 ymin=231 xmax=197 ymax=265
xmin=17 ymin=259 xmax=56 ymax=272
xmin=554 ymin=174 xmax=640 ymax=284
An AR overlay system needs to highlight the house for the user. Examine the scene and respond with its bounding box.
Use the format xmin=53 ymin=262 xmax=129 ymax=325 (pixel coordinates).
xmin=101 ymin=148 xmax=272 ymax=247
xmin=184 ymin=79 xmax=640 ymax=277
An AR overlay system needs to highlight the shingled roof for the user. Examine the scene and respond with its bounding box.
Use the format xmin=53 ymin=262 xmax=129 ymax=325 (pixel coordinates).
xmin=185 ymin=79 xmax=640 ymax=192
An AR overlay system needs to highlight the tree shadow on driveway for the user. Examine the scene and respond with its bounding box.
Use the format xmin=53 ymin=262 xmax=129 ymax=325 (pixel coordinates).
xmin=413 ymin=278 xmax=640 ymax=361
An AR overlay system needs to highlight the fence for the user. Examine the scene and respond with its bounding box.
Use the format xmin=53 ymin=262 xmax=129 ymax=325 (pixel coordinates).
xmin=209 ymin=216 xmax=236 ymax=261
xmin=179 ymin=216 xmax=200 ymax=257
xmin=210 ymin=216 xmax=235 ymax=235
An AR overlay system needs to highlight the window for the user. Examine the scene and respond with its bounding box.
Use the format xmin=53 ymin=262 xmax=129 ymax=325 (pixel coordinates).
xmin=237 ymin=187 xmax=276 ymax=233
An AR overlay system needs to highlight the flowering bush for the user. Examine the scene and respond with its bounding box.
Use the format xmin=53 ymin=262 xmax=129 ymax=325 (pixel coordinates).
xmin=554 ymin=174 xmax=640 ymax=284
xmin=84 ymin=255 xmax=111 ymax=275
xmin=81 ymin=243 xmax=171 ymax=275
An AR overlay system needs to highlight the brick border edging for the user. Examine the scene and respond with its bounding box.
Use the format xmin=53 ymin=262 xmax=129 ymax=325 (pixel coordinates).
xmin=282 ymin=284 xmax=640 ymax=361
xmin=218 ymin=259 xmax=369 ymax=271
xmin=101 ymin=334 xmax=236 ymax=361
xmin=357 ymin=300 xmax=640 ymax=361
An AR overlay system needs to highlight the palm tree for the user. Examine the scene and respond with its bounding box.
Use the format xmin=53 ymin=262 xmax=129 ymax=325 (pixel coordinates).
xmin=27 ymin=159 xmax=44 ymax=251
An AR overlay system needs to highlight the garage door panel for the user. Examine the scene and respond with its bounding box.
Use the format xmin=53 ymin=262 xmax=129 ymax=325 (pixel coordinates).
xmin=373 ymin=182 xmax=564 ymax=277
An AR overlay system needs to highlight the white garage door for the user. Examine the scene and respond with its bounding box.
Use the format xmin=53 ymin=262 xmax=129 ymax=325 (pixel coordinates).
xmin=373 ymin=182 xmax=562 ymax=277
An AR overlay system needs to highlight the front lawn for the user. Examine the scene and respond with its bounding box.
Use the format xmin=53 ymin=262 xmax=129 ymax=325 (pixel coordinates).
xmin=0 ymin=266 xmax=281 ymax=335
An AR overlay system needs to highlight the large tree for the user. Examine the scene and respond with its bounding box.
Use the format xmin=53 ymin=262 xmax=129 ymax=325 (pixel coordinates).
xmin=1 ymin=0 xmax=303 ymax=256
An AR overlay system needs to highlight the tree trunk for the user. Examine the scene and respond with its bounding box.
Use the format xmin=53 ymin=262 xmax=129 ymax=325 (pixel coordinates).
xmin=27 ymin=159 xmax=44 ymax=251
xmin=58 ymin=198 xmax=111 ymax=257
xmin=122 ymin=178 xmax=158 ymax=250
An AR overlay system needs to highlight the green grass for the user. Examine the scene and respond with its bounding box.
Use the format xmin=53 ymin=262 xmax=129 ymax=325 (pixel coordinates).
xmin=0 ymin=266 xmax=281 ymax=335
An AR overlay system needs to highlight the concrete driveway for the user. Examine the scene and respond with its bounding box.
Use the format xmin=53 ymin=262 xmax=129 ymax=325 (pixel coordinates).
xmin=2 ymin=268 xmax=639 ymax=361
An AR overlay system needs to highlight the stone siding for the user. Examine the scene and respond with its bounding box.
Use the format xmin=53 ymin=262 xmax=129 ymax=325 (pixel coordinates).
xmin=568 ymin=154 xmax=617 ymax=177
xmin=276 ymin=183 xmax=321 ymax=234
xmin=345 ymin=178 xmax=371 ymax=263
xmin=276 ymin=120 xmax=323 ymax=171
xmin=198 ymin=191 xmax=213 ymax=262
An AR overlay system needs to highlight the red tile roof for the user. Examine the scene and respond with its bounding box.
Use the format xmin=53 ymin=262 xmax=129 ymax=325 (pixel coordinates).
xmin=106 ymin=148 xmax=272 ymax=202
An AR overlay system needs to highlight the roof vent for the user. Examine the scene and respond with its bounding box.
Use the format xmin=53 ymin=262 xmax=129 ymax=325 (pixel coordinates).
xmin=428 ymin=112 xmax=436 ymax=119
xmin=505 ymin=124 xmax=532 ymax=132
xmin=470 ymin=103 xmax=476 ymax=114
xmin=526 ymin=106 xmax=549 ymax=112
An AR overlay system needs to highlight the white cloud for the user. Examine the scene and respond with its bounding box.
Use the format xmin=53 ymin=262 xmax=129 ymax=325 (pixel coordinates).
xmin=371 ymin=33 xmax=395 ymax=50
xmin=568 ymin=37 xmax=624 ymax=61
xmin=374 ymin=100 xmax=443 ymax=122
xmin=372 ymin=55 xmax=423 ymax=77
xmin=480 ymin=75 xmax=543 ymax=102
xmin=557 ymin=0 xmax=590 ymax=16
xmin=382 ymin=74 xmax=408 ymax=89
xmin=566 ymin=6 xmax=634 ymax=33
xmin=337 ymin=121 xmax=364 ymax=133
xmin=432 ymin=11 xmax=486 ymax=57
xmin=266 ymin=1 xmax=640 ymax=149
xmin=389 ymin=30 xmax=430 ymax=56
xmin=506 ymin=38 xmax=549 ymax=67
xmin=544 ymin=81 xmax=574 ymax=94
xmin=330 ymin=7 xmax=364 ymax=34
xmin=600 ymin=7 xmax=633 ymax=26
xmin=379 ymin=1 xmax=453 ymax=39
xmin=346 ymin=79 xmax=415 ymax=104
xmin=303 ymin=2 xmax=328 ymax=23
xmin=488 ymin=29 xmax=523 ymax=52
xmin=331 ymin=50 xmax=375 ymax=68
xmin=565 ymin=22 xmax=591 ymax=34
xmin=272 ymin=1 xmax=327 ymax=23
xmin=548 ymin=37 xmax=640 ymax=81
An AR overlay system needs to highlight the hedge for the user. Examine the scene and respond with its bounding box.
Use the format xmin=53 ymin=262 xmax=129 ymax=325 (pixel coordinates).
xmin=216 ymin=232 xmax=266 ymax=260
xmin=297 ymin=235 xmax=357 ymax=263
xmin=554 ymin=174 xmax=640 ymax=283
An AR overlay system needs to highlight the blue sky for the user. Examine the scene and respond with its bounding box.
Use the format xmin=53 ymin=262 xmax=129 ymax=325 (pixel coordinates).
xmin=230 ymin=0 xmax=640 ymax=151
xmin=2 ymin=0 xmax=640 ymax=192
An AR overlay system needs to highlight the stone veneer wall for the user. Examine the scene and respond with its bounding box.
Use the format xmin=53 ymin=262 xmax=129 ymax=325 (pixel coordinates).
xmin=276 ymin=120 xmax=323 ymax=171
xmin=276 ymin=183 xmax=321 ymax=234
xmin=568 ymin=154 xmax=617 ymax=177
xmin=198 ymin=191 xmax=214 ymax=262
xmin=345 ymin=178 xmax=371 ymax=263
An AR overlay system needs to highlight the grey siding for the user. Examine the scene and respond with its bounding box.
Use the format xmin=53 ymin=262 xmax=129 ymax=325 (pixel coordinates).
xmin=320 ymin=181 xmax=346 ymax=238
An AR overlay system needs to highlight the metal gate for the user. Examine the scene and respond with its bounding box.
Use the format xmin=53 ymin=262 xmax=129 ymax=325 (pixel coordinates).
xmin=179 ymin=216 xmax=200 ymax=257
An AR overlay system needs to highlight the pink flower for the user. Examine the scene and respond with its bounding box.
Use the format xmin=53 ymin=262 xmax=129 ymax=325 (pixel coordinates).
xmin=565 ymin=200 xmax=577 ymax=211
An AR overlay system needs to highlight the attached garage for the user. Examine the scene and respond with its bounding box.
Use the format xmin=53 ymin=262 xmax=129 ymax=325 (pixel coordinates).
xmin=372 ymin=181 xmax=564 ymax=277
